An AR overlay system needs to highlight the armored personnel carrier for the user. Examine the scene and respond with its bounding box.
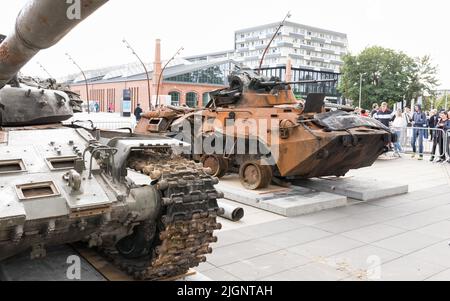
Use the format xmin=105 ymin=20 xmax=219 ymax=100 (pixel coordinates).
xmin=136 ymin=69 xmax=396 ymax=190
xmin=0 ymin=0 xmax=222 ymax=280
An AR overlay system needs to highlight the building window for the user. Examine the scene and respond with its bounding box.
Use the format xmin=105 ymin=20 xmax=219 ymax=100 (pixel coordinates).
xmin=202 ymin=92 xmax=210 ymax=107
xmin=186 ymin=92 xmax=198 ymax=108
xmin=168 ymin=91 xmax=180 ymax=106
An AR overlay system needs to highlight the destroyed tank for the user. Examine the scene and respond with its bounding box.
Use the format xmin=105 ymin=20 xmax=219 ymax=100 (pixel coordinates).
xmin=136 ymin=69 xmax=396 ymax=190
xmin=0 ymin=0 xmax=222 ymax=280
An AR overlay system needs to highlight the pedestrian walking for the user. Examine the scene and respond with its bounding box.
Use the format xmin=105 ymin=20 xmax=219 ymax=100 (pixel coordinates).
xmin=134 ymin=103 xmax=143 ymax=121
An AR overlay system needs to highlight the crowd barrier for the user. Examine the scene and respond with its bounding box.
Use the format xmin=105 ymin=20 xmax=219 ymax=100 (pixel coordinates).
xmin=393 ymin=127 xmax=448 ymax=157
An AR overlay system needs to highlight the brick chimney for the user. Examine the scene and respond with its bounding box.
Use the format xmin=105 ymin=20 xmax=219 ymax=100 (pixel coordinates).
xmin=285 ymin=57 xmax=292 ymax=82
xmin=152 ymin=39 xmax=162 ymax=104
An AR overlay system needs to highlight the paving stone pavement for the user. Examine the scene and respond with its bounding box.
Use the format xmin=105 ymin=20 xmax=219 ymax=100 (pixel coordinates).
xmin=199 ymin=158 xmax=450 ymax=281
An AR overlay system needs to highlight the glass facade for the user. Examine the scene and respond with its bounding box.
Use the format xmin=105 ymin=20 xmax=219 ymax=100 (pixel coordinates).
xmin=165 ymin=62 xmax=236 ymax=85
xmin=168 ymin=91 xmax=180 ymax=106
xmin=186 ymin=92 xmax=198 ymax=108
xmin=259 ymin=67 xmax=340 ymax=99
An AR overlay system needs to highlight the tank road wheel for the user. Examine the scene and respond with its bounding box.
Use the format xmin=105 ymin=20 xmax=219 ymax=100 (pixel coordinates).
xmin=201 ymin=155 xmax=228 ymax=178
xmin=239 ymin=161 xmax=273 ymax=190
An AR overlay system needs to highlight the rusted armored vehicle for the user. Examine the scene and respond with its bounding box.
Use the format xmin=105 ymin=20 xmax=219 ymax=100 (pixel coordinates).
xmin=0 ymin=0 xmax=222 ymax=280
xmin=136 ymin=69 xmax=396 ymax=190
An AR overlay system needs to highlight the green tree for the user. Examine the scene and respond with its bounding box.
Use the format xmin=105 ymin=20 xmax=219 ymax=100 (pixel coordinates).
xmin=339 ymin=46 xmax=412 ymax=109
xmin=405 ymin=55 xmax=440 ymax=106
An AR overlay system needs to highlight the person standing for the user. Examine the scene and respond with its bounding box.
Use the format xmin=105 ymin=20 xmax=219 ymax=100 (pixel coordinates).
xmin=391 ymin=110 xmax=406 ymax=157
xmin=373 ymin=102 xmax=394 ymax=127
xmin=411 ymin=104 xmax=428 ymax=160
xmin=370 ymin=103 xmax=379 ymax=118
xmin=428 ymin=109 xmax=438 ymax=142
xmin=134 ymin=103 xmax=143 ymax=121
xmin=431 ymin=111 xmax=447 ymax=163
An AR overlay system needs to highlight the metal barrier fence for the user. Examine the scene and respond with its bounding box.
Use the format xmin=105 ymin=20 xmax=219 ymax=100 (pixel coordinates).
xmin=393 ymin=127 xmax=448 ymax=157
xmin=89 ymin=120 xmax=136 ymax=131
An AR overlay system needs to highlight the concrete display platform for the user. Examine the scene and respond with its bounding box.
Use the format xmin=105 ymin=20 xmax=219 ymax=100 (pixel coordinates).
xmin=215 ymin=176 xmax=348 ymax=217
xmin=295 ymin=177 xmax=409 ymax=202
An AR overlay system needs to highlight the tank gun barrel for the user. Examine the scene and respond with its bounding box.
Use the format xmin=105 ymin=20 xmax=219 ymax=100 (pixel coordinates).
xmin=0 ymin=0 xmax=108 ymax=89
xmin=259 ymin=78 xmax=338 ymax=87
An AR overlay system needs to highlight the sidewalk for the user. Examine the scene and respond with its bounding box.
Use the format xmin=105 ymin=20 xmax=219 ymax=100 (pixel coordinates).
xmin=202 ymin=157 xmax=450 ymax=281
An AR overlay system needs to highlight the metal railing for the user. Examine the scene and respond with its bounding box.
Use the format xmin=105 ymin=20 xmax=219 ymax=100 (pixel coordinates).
xmin=393 ymin=126 xmax=448 ymax=158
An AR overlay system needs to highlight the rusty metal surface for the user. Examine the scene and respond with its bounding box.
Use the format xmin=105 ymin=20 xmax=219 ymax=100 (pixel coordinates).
xmin=136 ymin=69 xmax=395 ymax=190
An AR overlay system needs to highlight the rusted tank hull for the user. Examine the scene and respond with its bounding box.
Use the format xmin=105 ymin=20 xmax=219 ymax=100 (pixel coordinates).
xmin=276 ymin=129 xmax=389 ymax=178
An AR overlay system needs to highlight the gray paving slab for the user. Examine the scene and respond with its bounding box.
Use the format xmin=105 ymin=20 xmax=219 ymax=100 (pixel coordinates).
xmin=376 ymin=254 xmax=446 ymax=281
xmin=314 ymin=216 xmax=377 ymax=234
xmin=415 ymin=220 xmax=450 ymax=239
xmin=326 ymin=245 xmax=403 ymax=280
xmin=221 ymin=250 xmax=310 ymax=281
xmin=235 ymin=219 xmax=302 ymax=239
xmin=206 ymin=239 xmax=281 ymax=267
xmin=341 ymin=224 xmax=407 ymax=244
xmin=349 ymin=207 xmax=413 ymax=224
xmin=409 ymin=241 xmax=450 ymax=268
xmin=260 ymin=262 xmax=349 ymax=281
xmin=287 ymin=235 xmax=365 ymax=260
xmin=425 ymin=269 xmax=450 ymax=281
xmin=295 ymin=177 xmax=408 ymax=201
xmin=290 ymin=210 xmax=349 ymax=226
xmin=385 ymin=206 xmax=450 ymax=230
xmin=196 ymin=262 xmax=216 ymax=273
xmin=202 ymin=268 xmax=241 ymax=281
xmin=331 ymin=202 xmax=382 ymax=216
xmin=373 ymin=231 xmax=443 ymax=255
xmin=214 ymin=230 xmax=253 ymax=249
xmin=259 ymin=226 xmax=332 ymax=249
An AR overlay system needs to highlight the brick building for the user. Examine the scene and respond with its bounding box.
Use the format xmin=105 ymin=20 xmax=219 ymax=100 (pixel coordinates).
xmin=66 ymin=39 xmax=239 ymax=113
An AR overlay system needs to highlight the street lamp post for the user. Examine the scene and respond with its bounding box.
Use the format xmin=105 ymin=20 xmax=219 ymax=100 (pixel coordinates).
xmin=122 ymin=39 xmax=152 ymax=110
xmin=258 ymin=11 xmax=291 ymax=74
xmin=445 ymin=90 xmax=448 ymax=110
xmin=36 ymin=61 xmax=53 ymax=79
xmin=359 ymin=73 xmax=363 ymax=109
xmin=66 ymin=53 xmax=90 ymax=114
xmin=155 ymin=47 xmax=184 ymax=107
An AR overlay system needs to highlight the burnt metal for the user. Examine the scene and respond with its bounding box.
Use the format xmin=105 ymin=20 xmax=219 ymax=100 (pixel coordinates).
xmin=136 ymin=69 xmax=396 ymax=190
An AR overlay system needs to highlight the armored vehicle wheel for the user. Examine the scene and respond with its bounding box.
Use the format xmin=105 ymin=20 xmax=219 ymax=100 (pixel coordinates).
xmin=201 ymin=155 xmax=228 ymax=178
xmin=239 ymin=160 xmax=272 ymax=190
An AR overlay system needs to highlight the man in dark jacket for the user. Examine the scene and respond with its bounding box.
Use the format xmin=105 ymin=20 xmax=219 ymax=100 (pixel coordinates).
xmin=430 ymin=111 xmax=447 ymax=163
xmin=373 ymin=102 xmax=394 ymax=127
xmin=134 ymin=103 xmax=143 ymax=121
xmin=411 ymin=104 xmax=428 ymax=160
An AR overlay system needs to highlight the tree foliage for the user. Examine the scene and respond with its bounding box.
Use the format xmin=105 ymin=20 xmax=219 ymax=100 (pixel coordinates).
xmin=339 ymin=46 xmax=439 ymax=109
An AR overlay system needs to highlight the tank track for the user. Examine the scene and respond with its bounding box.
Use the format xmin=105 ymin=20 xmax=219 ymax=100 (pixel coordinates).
xmin=104 ymin=151 xmax=223 ymax=280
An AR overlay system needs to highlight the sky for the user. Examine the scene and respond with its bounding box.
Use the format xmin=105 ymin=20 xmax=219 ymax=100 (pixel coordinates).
xmin=1 ymin=0 xmax=449 ymax=88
